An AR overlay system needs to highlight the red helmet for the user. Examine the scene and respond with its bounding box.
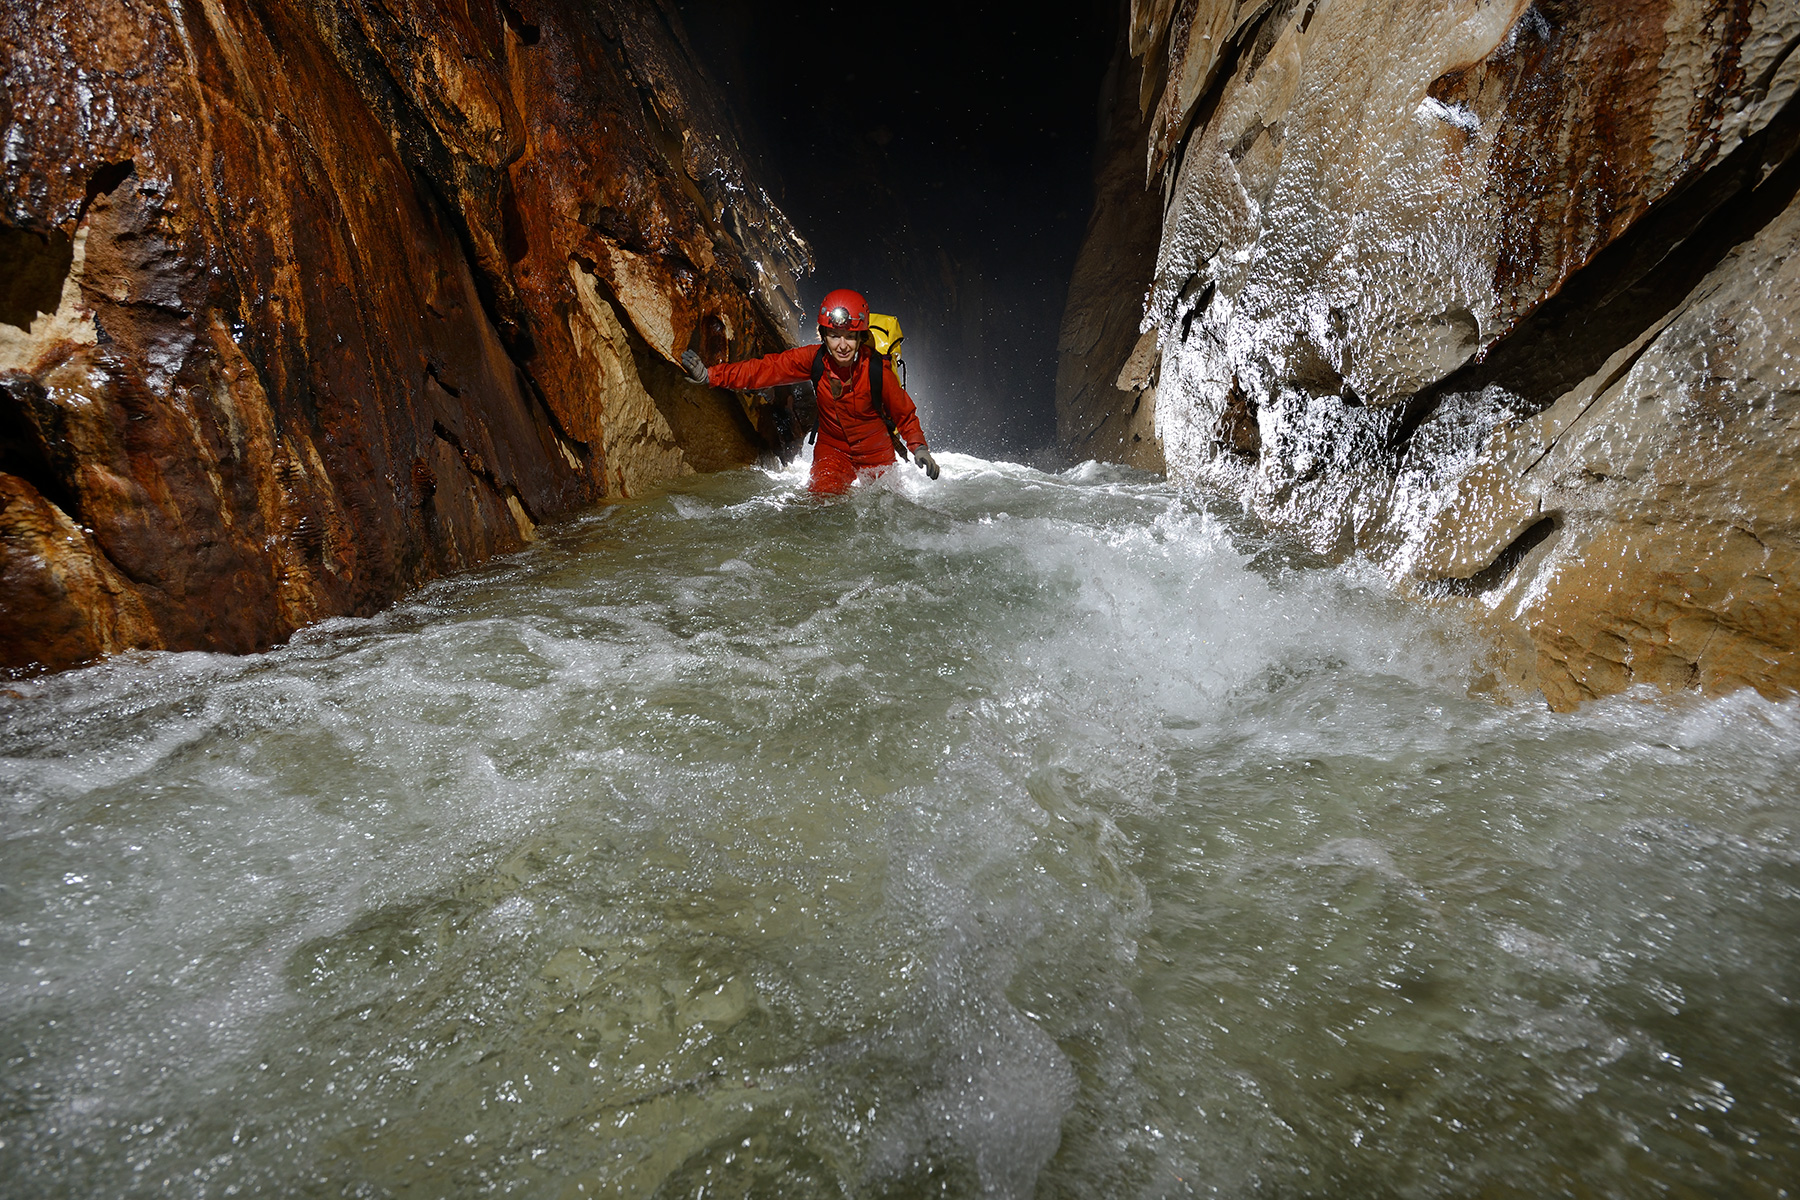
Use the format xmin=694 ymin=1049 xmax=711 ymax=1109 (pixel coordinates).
xmin=817 ymin=288 xmax=870 ymax=333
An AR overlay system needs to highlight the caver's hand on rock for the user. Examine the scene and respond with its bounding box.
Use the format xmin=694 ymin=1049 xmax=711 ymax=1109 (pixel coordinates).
xmin=680 ymin=350 xmax=709 ymax=385
xmin=913 ymin=446 xmax=939 ymax=480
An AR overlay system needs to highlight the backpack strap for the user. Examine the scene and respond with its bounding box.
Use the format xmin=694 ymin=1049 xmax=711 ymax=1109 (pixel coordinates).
xmin=867 ymin=350 xmax=908 ymax=456
xmin=807 ymin=344 xmax=825 ymax=445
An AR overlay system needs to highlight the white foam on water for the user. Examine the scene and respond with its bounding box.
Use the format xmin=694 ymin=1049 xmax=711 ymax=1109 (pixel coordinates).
xmin=3 ymin=454 xmax=1798 ymax=1197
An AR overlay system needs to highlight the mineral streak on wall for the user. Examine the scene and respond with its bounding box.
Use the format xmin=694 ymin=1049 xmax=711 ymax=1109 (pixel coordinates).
xmin=0 ymin=0 xmax=811 ymax=674
xmin=1058 ymin=0 xmax=1800 ymax=709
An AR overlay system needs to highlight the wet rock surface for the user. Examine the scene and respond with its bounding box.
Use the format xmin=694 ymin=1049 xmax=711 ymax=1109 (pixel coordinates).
xmin=1 ymin=0 xmax=809 ymax=673
xmin=1062 ymin=0 xmax=1800 ymax=708
xmin=1055 ymin=19 xmax=1167 ymax=471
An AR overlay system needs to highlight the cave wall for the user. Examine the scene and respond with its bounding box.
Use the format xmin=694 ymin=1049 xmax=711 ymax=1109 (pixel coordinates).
xmin=1059 ymin=0 xmax=1800 ymax=708
xmin=0 ymin=0 xmax=809 ymax=674
xmin=1055 ymin=16 xmax=1167 ymax=471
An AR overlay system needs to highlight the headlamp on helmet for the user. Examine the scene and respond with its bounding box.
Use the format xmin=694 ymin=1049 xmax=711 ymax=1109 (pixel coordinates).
xmin=817 ymin=288 xmax=870 ymax=333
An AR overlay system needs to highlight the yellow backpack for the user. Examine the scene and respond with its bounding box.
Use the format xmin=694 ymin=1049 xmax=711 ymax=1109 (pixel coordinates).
xmin=868 ymin=313 xmax=906 ymax=387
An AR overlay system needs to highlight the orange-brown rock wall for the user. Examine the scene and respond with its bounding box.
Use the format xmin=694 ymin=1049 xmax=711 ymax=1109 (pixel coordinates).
xmin=1 ymin=0 xmax=808 ymax=673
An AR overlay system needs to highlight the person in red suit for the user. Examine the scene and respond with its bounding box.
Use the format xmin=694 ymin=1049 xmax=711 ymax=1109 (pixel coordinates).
xmin=682 ymin=289 xmax=940 ymax=495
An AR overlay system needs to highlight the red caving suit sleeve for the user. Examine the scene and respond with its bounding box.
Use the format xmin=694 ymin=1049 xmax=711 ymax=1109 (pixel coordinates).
xmin=880 ymin=358 xmax=927 ymax=450
xmin=705 ymin=346 xmax=819 ymax=391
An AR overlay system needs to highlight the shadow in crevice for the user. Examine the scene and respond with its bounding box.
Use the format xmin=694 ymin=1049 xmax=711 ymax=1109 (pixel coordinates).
xmin=0 ymin=224 xmax=74 ymax=332
xmin=1417 ymin=514 xmax=1560 ymax=597
xmin=498 ymin=0 xmax=540 ymax=43
xmin=0 ymin=375 xmax=83 ymax=521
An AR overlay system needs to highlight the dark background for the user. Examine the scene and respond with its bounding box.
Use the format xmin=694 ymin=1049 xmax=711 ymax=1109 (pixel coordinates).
xmin=674 ymin=0 xmax=1118 ymax=459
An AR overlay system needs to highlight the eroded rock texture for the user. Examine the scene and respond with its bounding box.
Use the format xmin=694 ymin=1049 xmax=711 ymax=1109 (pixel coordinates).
xmin=1061 ymin=0 xmax=1800 ymax=708
xmin=1 ymin=0 xmax=808 ymax=673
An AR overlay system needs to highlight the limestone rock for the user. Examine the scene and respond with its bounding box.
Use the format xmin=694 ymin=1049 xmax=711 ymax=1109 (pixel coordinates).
xmin=1065 ymin=0 xmax=1800 ymax=707
xmin=1055 ymin=21 xmax=1167 ymax=473
xmin=1418 ymin=183 xmax=1800 ymax=708
xmin=1 ymin=0 xmax=809 ymax=673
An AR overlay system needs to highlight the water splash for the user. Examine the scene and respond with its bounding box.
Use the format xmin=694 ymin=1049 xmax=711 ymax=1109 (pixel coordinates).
xmin=3 ymin=456 xmax=1796 ymax=1196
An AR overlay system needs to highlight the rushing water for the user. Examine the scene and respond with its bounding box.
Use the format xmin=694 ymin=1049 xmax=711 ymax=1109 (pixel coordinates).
xmin=3 ymin=454 xmax=1798 ymax=1198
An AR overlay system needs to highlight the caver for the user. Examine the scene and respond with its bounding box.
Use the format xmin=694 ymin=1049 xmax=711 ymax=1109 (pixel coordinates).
xmin=685 ymin=289 xmax=940 ymax=495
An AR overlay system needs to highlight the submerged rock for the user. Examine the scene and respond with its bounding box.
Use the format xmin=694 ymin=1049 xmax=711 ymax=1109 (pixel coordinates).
xmin=1060 ymin=0 xmax=1800 ymax=708
xmin=0 ymin=0 xmax=809 ymax=674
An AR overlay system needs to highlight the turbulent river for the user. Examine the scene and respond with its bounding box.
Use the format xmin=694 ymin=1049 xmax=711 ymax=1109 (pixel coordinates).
xmin=3 ymin=454 xmax=1797 ymax=1198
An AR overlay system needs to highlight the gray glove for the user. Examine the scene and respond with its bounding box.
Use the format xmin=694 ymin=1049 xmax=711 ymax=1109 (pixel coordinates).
xmin=680 ymin=349 xmax=709 ymax=385
xmin=913 ymin=446 xmax=940 ymax=480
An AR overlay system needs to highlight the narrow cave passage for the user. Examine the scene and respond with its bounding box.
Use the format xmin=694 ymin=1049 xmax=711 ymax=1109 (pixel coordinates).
xmin=9 ymin=4 xmax=1800 ymax=1197
xmin=675 ymin=0 xmax=1116 ymax=458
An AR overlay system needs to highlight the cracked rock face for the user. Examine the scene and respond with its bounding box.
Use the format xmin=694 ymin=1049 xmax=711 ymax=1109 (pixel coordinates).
xmin=1062 ymin=0 xmax=1800 ymax=708
xmin=1 ymin=0 xmax=809 ymax=673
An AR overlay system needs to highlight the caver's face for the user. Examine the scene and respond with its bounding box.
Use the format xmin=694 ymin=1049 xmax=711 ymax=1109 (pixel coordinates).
xmin=824 ymin=328 xmax=860 ymax=366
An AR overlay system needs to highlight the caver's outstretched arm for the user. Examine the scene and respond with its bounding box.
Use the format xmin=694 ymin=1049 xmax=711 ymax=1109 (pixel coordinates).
xmin=683 ymin=346 xmax=817 ymax=390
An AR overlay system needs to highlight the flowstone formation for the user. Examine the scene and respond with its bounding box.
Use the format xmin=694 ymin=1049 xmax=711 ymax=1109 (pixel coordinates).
xmin=1059 ymin=0 xmax=1800 ymax=709
xmin=1 ymin=0 xmax=810 ymax=674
